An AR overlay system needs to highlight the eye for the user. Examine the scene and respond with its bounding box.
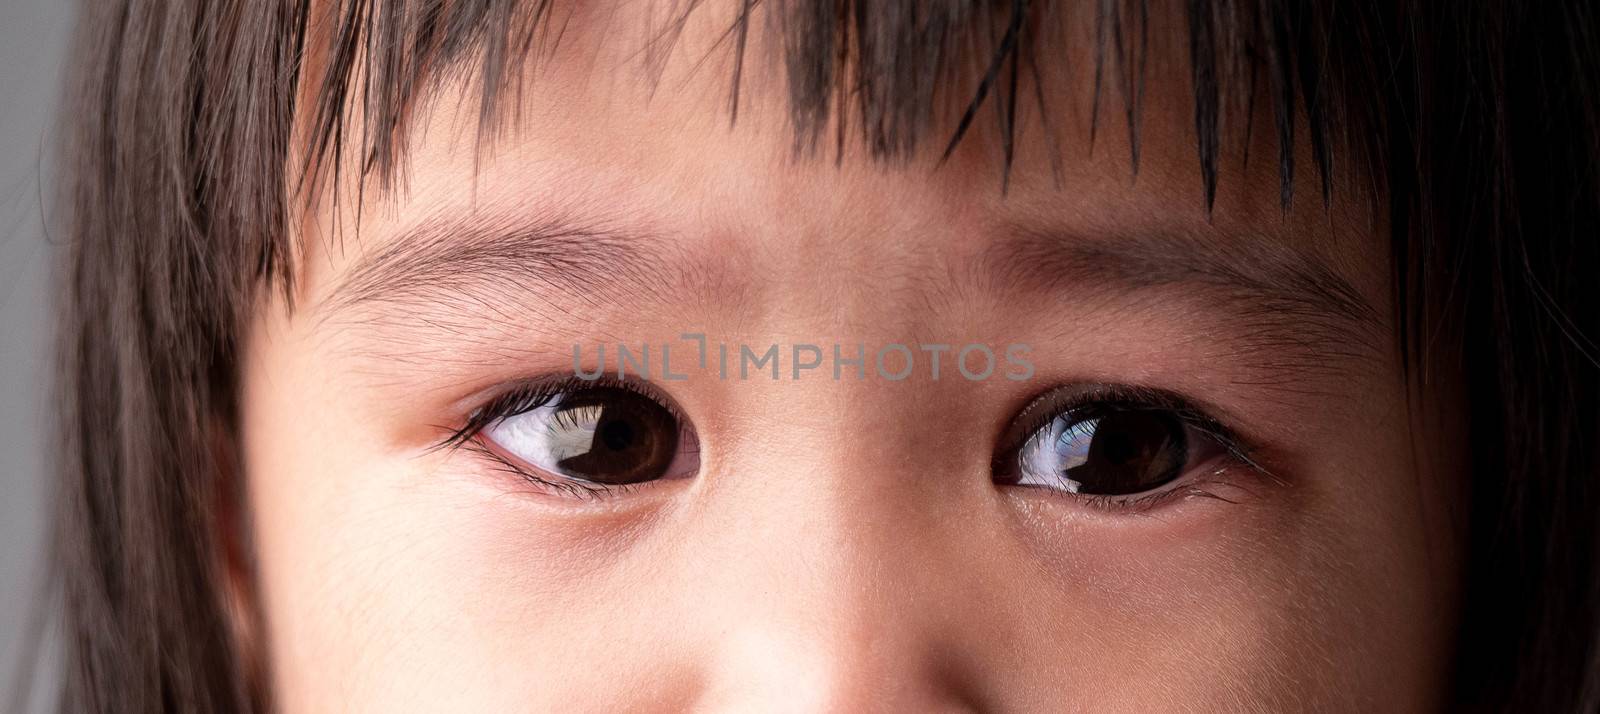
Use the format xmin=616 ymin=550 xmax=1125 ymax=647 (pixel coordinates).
xmin=995 ymin=386 xmax=1237 ymax=500
xmin=470 ymin=381 xmax=699 ymax=490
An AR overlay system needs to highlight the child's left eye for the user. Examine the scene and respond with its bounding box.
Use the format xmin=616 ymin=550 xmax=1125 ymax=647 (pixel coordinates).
xmin=992 ymin=385 xmax=1246 ymax=506
xmin=1004 ymin=408 xmax=1192 ymax=495
xmin=480 ymin=385 xmax=700 ymax=488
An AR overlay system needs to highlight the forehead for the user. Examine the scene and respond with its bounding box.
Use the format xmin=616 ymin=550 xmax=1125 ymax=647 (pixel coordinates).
xmin=292 ymin=0 xmax=1382 ymax=312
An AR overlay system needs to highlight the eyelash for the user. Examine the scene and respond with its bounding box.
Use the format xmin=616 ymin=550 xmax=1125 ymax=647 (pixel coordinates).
xmin=432 ymin=375 xmax=692 ymax=499
xmin=436 ymin=379 xmax=1271 ymax=510
xmin=994 ymin=384 xmax=1271 ymax=513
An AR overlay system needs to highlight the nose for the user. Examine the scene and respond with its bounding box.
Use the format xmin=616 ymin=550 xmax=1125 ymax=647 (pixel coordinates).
xmin=678 ymin=441 xmax=1001 ymax=713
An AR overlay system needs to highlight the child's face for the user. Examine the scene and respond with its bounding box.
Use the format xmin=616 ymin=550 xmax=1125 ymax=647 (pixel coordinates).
xmin=239 ymin=4 xmax=1461 ymax=710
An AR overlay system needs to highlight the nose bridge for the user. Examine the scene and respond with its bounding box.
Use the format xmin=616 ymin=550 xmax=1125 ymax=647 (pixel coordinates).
xmin=685 ymin=422 xmax=988 ymax=712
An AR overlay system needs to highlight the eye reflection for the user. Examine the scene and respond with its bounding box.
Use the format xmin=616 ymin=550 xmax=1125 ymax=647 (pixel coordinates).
xmin=1005 ymin=404 xmax=1194 ymax=496
xmin=483 ymin=386 xmax=698 ymax=486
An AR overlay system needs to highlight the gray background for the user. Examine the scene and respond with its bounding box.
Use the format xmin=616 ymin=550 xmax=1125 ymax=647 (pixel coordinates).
xmin=2 ymin=0 xmax=75 ymax=711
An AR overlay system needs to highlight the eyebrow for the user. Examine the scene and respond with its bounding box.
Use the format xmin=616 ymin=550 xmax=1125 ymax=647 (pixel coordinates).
xmin=320 ymin=209 xmax=664 ymax=321
xmin=980 ymin=223 xmax=1386 ymax=367
xmin=321 ymin=209 xmax=1386 ymax=376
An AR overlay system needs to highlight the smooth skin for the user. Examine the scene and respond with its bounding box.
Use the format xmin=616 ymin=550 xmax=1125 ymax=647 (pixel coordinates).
xmin=238 ymin=2 xmax=1462 ymax=711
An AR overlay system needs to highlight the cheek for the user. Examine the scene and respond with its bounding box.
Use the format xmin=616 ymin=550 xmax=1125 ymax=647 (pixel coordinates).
xmin=993 ymin=465 xmax=1444 ymax=711
xmin=242 ymin=315 xmax=683 ymax=711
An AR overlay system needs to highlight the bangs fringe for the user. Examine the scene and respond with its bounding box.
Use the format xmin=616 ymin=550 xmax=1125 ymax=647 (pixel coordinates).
xmin=295 ymin=0 xmax=1381 ymax=214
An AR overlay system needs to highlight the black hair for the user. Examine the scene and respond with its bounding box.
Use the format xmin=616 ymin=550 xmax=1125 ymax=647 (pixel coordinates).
xmin=48 ymin=0 xmax=1600 ymax=711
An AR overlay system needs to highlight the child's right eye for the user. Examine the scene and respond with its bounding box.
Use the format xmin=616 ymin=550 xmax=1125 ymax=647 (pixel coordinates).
xmin=452 ymin=379 xmax=701 ymax=497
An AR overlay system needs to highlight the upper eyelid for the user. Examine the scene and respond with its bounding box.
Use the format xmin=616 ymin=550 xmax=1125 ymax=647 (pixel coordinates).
xmin=1005 ymin=384 xmax=1233 ymax=442
xmin=434 ymin=375 xmax=691 ymax=451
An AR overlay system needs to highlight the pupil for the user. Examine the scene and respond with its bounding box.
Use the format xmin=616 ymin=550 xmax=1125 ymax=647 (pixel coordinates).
xmin=1101 ymin=431 xmax=1138 ymax=465
xmin=1066 ymin=410 xmax=1186 ymax=495
xmin=551 ymin=391 xmax=678 ymax=485
xmin=598 ymin=416 xmax=635 ymax=452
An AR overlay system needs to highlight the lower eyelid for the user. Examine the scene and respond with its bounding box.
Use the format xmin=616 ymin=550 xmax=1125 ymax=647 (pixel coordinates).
xmin=463 ymin=435 xmax=631 ymax=500
xmin=466 ymin=410 xmax=702 ymax=498
xmin=1081 ymin=483 xmax=1229 ymax=514
xmin=1009 ymin=447 xmax=1251 ymax=514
